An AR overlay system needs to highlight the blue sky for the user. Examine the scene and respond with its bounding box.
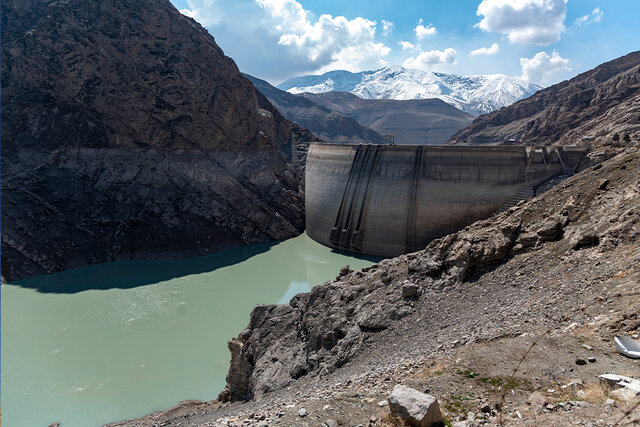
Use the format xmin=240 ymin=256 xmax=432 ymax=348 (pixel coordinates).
xmin=170 ymin=0 xmax=639 ymax=86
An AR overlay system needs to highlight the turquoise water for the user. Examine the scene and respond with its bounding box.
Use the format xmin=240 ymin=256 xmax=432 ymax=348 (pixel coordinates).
xmin=1 ymin=233 xmax=379 ymax=427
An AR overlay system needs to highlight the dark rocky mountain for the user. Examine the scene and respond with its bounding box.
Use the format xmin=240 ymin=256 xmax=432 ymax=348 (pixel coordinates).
xmin=1 ymin=0 xmax=315 ymax=281
xmin=301 ymin=92 xmax=474 ymax=145
xmin=244 ymin=74 xmax=386 ymax=145
xmin=449 ymin=51 xmax=640 ymax=146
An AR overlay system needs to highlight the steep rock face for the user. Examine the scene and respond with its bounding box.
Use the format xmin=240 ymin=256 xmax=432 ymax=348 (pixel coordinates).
xmin=1 ymin=0 xmax=314 ymax=281
xmin=449 ymin=51 xmax=640 ymax=146
xmin=301 ymin=92 xmax=474 ymax=145
xmin=220 ymin=148 xmax=640 ymax=402
xmin=245 ymin=74 xmax=386 ymax=145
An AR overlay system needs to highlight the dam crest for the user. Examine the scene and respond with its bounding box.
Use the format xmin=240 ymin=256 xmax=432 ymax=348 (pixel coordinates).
xmin=305 ymin=143 xmax=587 ymax=257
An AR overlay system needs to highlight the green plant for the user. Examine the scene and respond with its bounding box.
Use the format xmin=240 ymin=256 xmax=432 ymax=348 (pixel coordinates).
xmin=457 ymin=369 xmax=479 ymax=378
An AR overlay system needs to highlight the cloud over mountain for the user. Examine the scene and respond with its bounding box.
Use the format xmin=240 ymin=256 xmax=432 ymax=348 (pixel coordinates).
xmin=403 ymin=48 xmax=457 ymax=70
xmin=476 ymin=0 xmax=567 ymax=45
xmin=471 ymin=43 xmax=500 ymax=56
xmin=180 ymin=0 xmax=391 ymax=81
xmin=574 ymin=7 xmax=603 ymax=26
xmin=414 ymin=19 xmax=437 ymax=39
xmin=520 ymin=50 xmax=571 ymax=85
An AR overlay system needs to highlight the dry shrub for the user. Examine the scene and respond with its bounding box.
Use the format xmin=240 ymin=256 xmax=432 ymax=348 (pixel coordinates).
xmin=379 ymin=412 xmax=406 ymax=427
xmin=581 ymin=382 xmax=611 ymax=405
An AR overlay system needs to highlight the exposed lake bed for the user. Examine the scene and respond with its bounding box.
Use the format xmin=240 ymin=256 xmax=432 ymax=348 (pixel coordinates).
xmin=1 ymin=233 xmax=378 ymax=427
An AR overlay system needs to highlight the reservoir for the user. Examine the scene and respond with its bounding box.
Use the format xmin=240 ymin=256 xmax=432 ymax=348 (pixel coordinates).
xmin=1 ymin=233 xmax=378 ymax=427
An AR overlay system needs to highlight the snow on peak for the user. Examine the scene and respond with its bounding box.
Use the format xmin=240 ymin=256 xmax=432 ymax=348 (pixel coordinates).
xmin=278 ymin=66 xmax=541 ymax=116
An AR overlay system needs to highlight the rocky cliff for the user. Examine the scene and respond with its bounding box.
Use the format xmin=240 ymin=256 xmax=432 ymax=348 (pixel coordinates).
xmin=449 ymin=51 xmax=640 ymax=147
xmin=245 ymin=74 xmax=387 ymax=145
xmin=1 ymin=0 xmax=315 ymax=281
xmin=219 ymin=146 xmax=640 ymax=402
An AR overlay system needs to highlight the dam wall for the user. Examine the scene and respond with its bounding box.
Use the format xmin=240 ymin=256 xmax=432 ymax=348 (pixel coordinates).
xmin=305 ymin=143 xmax=586 ymax=257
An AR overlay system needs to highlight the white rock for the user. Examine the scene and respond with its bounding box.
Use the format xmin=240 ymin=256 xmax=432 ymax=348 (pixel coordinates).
xmin=611 ymin=387 xmax=639 ymax=402
xmin=599 ymin=373 xmax=640 ymax=392
xmin=388 ymin=385 xmax=444 ymax=427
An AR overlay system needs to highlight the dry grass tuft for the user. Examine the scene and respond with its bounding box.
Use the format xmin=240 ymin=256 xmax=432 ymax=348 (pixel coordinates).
xmin=581 ymin=382 xmax=611 ymax=405
xmin=379 ymin=412 xmax=406 ymax=427
xmin=414 ymin=358 xmax=450 ymax=379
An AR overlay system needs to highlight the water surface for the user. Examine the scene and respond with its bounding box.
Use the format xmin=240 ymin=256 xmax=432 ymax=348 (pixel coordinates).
xmin=1 ymin=233 xmax=378 ymax=427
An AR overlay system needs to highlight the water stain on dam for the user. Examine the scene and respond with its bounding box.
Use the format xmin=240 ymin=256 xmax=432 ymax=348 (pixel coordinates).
xmin=305 ymin=143 xmax=587 ymax=257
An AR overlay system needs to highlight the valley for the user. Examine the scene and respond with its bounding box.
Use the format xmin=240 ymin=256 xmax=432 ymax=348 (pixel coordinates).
xmin=1 ymin=0 xmax=639 ymax=426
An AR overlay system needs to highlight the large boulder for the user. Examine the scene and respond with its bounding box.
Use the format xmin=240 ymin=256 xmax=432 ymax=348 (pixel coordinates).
xmin=388 ymin=385 xmax=444 ymax=427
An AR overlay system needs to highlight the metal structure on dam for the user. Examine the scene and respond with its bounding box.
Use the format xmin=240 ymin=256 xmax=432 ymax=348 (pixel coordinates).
xmin=305 ymin=143 xmax=587 ymax=257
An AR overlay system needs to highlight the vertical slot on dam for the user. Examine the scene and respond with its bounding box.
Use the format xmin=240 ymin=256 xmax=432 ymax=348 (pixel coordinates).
xmin=305 ymin=143 xmax=587 ymax=257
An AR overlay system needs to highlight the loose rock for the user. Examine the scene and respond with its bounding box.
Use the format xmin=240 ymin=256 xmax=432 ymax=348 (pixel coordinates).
xmin=402 ymin=281 xmax=420 ymax=298
xmin=527 ymin=391 xmax=550 ymax=409
xmin=388 ymin=385 xmax=444 ymax=427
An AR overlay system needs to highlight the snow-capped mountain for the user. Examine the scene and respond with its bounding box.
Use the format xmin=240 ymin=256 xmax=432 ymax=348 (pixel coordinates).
xmin=277 ymin=66 xmax=542 ymax=116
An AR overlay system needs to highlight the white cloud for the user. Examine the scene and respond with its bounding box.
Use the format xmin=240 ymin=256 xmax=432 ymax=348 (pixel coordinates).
xmin=398 ymin=41 xmax=415 ymax=50
xmin=575 ymin=7 xmax=603 ymax=26
xmin=179 ymin=0 xmax=222 ymax=27
xmin=520 ymin=50 xmax=571 ymax=85
xmin=180 ymin=8 xmax=197 ymax=19
xmin=381 ymin=20 xmax=394 ymax=37
xmin=179 ymin=0 xmax=391 ymax=81
xmin=275 ymin=13 xmax=391 ymax=71
xmin=403 ymin=48 xmax=457 ymax=71
xmin=476 ymin=0 xmax=567 ymax=45
xmin=414 ymin=18 xmax=437 ymax=39
xmin=471 ymin=42 xmax=500 ymax=56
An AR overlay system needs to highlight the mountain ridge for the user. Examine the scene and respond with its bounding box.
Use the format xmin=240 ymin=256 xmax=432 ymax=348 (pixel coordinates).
xmin=244 ymin=74 xmax=387 ymax=145
xmin=278 ymin=65 xmax=542 ymax=116
xmin=448 ymin=50 xmax=640 ymax=147
xmin=300 ymin=91 xmax=473 ymax=145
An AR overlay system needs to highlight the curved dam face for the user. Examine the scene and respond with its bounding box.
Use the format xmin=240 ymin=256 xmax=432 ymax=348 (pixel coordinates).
xmin=305 ymin=143 xmax=586 ymax=257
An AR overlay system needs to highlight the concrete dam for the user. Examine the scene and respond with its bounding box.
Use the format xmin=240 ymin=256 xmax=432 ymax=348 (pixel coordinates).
xmin=305 ymin=143 xmax=587 ymax=257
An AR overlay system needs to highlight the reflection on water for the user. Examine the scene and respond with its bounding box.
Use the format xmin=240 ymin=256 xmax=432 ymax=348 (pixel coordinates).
xmin=1 ymin=233 xmax=380 ymax=427
xmin=278 ymin=280 xmax=312 ymax=304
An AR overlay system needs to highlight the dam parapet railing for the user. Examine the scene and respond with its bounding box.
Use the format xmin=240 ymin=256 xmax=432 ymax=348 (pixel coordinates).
xmin=305 ymin=143 xmax=587 ymax=257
